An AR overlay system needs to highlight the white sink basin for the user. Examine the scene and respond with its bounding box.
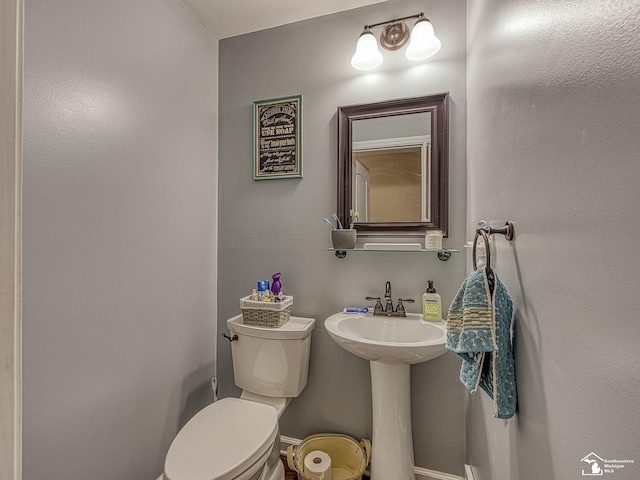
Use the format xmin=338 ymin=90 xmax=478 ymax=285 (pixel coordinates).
xmin=324 ymin=312 xmax=446 ymax=365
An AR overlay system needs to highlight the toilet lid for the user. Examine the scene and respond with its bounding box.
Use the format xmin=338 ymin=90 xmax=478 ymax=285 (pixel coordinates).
xmin=164 ymin=398 xmax=278 ymax=480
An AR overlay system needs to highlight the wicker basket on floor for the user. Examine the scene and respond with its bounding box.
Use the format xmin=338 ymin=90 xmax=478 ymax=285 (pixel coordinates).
xmin=240 ymin=295 xmax=293 ymax=327
xmin=287 ymin=433 xmax=371 ymax=480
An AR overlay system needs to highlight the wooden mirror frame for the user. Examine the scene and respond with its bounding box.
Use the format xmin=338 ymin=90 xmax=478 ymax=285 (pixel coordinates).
xmin=337 ymin=93 xmax=448 ymax=236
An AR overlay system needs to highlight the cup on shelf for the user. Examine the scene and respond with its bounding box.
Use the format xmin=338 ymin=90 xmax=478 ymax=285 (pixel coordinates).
xmin=331 ymin=229 xmax=356 ymax=250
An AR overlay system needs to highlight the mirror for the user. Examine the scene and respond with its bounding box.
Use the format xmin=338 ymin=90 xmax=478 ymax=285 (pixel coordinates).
xmin=337 ymin=93 xmax=448 ymax=236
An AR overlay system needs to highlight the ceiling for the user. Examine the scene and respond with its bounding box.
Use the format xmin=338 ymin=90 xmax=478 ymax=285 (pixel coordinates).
xmin=181 ymin=0 xmax=387 ymax=39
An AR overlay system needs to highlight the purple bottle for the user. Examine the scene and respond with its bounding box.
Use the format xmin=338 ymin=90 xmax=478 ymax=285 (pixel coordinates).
xmin=271 ymin=272 xmax=282 ymax=298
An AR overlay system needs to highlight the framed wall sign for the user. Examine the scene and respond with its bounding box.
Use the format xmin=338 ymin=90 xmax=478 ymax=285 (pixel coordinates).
xmin=253 ymin=95 xmax=303 ymax=180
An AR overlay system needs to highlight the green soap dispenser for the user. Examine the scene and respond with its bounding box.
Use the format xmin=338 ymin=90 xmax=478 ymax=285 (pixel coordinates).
xmin=422 ymin=280 xmax=442 ymax=322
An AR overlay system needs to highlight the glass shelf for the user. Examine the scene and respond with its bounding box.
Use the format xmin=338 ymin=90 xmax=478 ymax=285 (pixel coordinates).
xmin=327 ymin=248 xmax=459 ymax=260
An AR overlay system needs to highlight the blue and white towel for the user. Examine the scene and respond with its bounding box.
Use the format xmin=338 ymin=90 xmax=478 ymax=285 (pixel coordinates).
xmin=446 ymin=266 xmax=517 ymax=419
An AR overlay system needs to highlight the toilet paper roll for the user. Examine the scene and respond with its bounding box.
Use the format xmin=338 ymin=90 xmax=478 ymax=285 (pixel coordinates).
xmin=303 ymin=450 xmax=332 ymax=480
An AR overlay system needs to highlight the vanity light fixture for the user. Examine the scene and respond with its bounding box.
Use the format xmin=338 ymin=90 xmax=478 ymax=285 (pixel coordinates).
xmin=350 ymin=12 xmax=441 ymax=71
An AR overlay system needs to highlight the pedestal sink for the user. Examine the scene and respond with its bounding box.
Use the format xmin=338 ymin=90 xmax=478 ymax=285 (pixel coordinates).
xmin=324 ymin=312 xmax=447 ymax=480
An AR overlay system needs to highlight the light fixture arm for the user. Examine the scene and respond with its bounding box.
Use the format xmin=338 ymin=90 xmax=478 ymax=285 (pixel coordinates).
xmin=363 ymin=12 xmax=426 ymax=31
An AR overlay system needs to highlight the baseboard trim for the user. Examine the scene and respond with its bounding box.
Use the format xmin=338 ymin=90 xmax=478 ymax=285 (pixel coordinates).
xmin=464 ymin=464 xmax=475 ymax=480
xmin=415 ymin=466 xmax=465 ymax=480
xmin=280 ymin=436 xmax=465 ymax=480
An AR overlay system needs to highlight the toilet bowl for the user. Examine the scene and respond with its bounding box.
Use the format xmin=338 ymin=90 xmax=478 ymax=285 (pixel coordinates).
xmin=163 ymin=315 xmax=315 ymax=480
xmin=163 ymin=398 xmax=280 ymax=480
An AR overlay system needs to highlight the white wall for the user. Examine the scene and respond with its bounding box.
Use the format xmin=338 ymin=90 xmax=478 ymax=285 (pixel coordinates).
xmin=466 ymin=1 xmax=640 ymax=479
xmin=22 ymin=1 xmax=218 ymax=478
xmin=218 ymin=0 xmax=468 ymax=475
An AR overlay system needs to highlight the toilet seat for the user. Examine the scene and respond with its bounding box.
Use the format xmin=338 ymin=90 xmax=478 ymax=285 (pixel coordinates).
xmin=164 ymin=398 xmax=278 ymax=480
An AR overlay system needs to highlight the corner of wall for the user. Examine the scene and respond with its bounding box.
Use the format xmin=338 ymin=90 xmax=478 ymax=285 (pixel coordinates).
xmin=0 ymin=0 xmax=24 ymax=478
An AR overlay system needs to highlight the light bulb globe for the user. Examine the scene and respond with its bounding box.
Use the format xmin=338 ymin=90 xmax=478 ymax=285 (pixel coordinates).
xmin=405 ymin=18 xmax=441 ymax=61
xmin=351 ymin=30 xmax=383 ymax=71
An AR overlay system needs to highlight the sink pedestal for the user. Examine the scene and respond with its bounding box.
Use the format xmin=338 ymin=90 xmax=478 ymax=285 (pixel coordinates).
xmin=370 ymin=361 xmax=415 ymax=480
xmin=324 ymin=312 xmax=447 ymax=480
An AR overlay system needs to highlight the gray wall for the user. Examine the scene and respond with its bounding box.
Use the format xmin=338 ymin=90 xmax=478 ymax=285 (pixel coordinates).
xmin=22 ymin=1 xmax=218 ymax=478
xmin=0 ymin=1 xmax=22 ymax=478
xmin=466 ymin=1 xmax=640 ymax=479
xmin=218 ymin=0 xmax=467 ymax=475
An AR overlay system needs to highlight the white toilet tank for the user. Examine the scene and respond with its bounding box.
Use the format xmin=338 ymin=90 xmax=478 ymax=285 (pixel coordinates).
xmin=227 ymin=315 xmax=315 ymax=398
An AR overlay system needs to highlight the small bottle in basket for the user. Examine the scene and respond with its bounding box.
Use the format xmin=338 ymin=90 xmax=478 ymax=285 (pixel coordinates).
xmin=271 ymin=272 xmax=283 ymax=302
xmin=257 ymin=280 xmax=269 ymax=301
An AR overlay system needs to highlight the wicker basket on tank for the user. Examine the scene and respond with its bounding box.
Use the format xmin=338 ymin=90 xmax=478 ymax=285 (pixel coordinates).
xmin=239 ymin=295 xmax=293 ymax=327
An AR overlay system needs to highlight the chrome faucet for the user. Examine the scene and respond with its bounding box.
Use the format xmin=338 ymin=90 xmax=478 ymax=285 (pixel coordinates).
xmin=384 ymin=281 xmax=393 ymax=313
xmin=366 ymin=281 xmax=414 ymax=317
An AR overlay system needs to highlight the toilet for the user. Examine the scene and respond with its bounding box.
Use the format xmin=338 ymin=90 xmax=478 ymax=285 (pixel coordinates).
xmin=163 ymin=314 xmax=315 ymax=480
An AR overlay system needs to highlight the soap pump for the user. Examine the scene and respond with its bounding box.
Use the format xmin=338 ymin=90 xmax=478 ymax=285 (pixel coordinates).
xmin=422 ymin=280 xmax=442 ymax=322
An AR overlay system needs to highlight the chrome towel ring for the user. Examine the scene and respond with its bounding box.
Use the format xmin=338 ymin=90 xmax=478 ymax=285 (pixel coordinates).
xmin=472 ymin=221 xmax=515 ymax=271
xmin=473 ymin=228 xmax=491 ymax=271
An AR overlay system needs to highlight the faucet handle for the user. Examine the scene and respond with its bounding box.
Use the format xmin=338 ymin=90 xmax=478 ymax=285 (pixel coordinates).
xmin=395 ymin=298 xmax=415 ymax=314
xmin=365 ymin=296 xmax=384 ymax=314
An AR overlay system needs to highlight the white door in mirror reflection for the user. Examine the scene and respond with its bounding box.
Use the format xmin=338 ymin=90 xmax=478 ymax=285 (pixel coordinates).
xmin=354 ymin=160 xmax=370 ymax=222
xmin=352 ymin=136 xmax=430 ymax=223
